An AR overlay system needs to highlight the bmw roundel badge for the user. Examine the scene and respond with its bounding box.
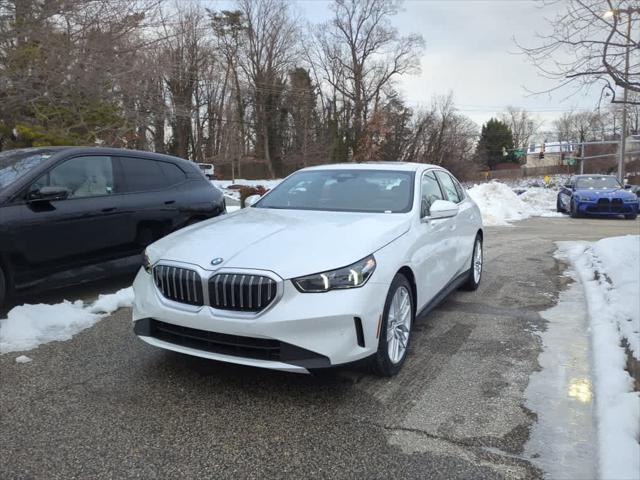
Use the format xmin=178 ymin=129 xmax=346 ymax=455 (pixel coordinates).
xmin=211 ymin=257 xmax=224 ymax=266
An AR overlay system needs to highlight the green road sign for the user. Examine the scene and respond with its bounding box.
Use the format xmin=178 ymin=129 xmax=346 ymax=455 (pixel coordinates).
xmin=514 ymin=149 xmax=526 ymax=158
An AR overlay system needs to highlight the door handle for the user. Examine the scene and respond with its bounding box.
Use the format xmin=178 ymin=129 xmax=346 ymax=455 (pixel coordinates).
xmin=101 ymin=207 xmax=116 ymax=213
xmin=164 ymin=200 xmax=176 ymax=205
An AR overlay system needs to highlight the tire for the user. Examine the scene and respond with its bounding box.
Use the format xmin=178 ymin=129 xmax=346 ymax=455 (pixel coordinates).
xmin=0 ymin=265 xmax=6 ymax=309
xmin=556 ymin=197 xmax=564 ymax=213
xmin=461 ymin=234 xmax=483 ymax=291
xmin=570 ymin=200 xmax=581 ymax=218
xmin=625 ymin=214 xmax=637 ymax=220
xmin=371 ymin=274 xmax=414 ymax=377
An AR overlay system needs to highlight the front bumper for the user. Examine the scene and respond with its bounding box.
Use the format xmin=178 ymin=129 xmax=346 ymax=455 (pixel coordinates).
xmin=132 ymin=268 xmax=390 ymax=373
xmin=576 ymin=199 xmax=638 ymax=216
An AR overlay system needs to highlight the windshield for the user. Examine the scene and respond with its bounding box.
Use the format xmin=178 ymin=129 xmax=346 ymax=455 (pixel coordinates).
xmin=256 ymin=169 xmax=415 ymax=213
xmin=576 ymin=176 xmax=622 ymax=189
xmin=0 ymin=149 xmax=54 ymax=189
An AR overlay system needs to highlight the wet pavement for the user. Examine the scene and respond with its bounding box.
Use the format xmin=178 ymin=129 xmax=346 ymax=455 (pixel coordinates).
xmin=1 ymin=216 xmax=638 ymax=479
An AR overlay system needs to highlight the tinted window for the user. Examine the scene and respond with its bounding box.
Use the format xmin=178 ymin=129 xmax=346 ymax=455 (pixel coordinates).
xmin=160 ymin=162 xmax=187 ymax=185
xmin=119 ymin=157 xmax=184 ymax=192
xmin=421 ymin=171 xmax=444 ymax=217
xmin=32 ymin=156 xmax=114 ymax=198
xmin=0 ymin=149 xmax=55 ymax=188
xmin=257 ymin=169 xmax=414 ymax=213
xmin=435 ymin=171 xmax=462 ymax=203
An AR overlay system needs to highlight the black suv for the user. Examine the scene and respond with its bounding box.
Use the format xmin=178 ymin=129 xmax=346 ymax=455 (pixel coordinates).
xmin=0 ymin=147 xmax=226 ymax=306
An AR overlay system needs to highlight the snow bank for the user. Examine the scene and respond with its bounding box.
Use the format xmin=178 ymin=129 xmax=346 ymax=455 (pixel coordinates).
xmin=467 ymin=182 xmax=563 ymax=226
xmin=557 ymin=236 xmax=640 ymax=480
xmin=0 ymin=287 xmax=133 ymax=354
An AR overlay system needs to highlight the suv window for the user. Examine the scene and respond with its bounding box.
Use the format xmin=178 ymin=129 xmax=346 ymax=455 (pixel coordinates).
xmin=435 ymin=171 xmax=462 ymax=203
xmin=31 ymin=156 xmax=114 ymax=198
xmin=421 ymin=171 xmax=444 ymax=217
xmin=119 ymin=157 xmax=185 ymax=192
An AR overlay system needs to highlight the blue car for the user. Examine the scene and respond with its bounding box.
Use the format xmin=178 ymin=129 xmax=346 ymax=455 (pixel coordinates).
xmin=557 ymin=175 xmax=639 ymax=219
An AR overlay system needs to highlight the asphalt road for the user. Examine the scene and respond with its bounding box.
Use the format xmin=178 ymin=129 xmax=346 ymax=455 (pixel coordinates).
xmin=1 ymin=216 xmax=638 ymax=479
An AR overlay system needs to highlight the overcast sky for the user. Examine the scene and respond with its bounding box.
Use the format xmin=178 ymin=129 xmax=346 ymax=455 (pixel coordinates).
xmin=293 ymin=0 xmax=603 ymax=131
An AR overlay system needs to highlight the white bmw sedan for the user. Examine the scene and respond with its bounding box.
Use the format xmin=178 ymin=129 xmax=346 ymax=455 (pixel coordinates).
xmin=133 ymin=163 xmax=483 ymax=376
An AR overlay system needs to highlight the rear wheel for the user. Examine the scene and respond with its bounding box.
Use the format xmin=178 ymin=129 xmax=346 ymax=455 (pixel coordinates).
xmin=461 ymin=235 xmax=482 ymax=291
xmin=371 ymin=274 xmax=414 ymax=377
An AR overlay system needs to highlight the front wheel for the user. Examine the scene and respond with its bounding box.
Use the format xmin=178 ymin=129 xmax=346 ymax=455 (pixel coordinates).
xmin=461 ymin=235 xmax=483 ymax=291
xmin=556 ymin=196 xmax=564 ymax=213
xmin=371 ymin=274 xmax=414 ymax=377
xmin=625 ymin=213 xmax=637 ymax=220
xmin=570 ymin=200 xmax=581 ymax=218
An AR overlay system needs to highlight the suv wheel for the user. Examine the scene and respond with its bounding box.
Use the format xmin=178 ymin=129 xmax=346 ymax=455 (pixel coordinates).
xmin=371 ymin=274 xmax=414 ymax=377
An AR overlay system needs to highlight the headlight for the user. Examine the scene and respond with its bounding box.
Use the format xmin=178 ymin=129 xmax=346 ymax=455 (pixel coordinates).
xmin=576 ymin=195 xmax=593 ymax=201
xmin=624 ymin=197 xmax=638 ymax=203
xmin=292 ymin=255 xmax=376 ymax=293
xmin=143 ymin=250 xmax=152 ymax=273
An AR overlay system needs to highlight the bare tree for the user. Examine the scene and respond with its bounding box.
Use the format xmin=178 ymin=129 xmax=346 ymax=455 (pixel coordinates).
xmin=517 ymin=0 xmax=639 ymax=106
xmin=237 ymin=0 xmax=299 ymax=178
xmin=500 ymin=107 xmax=542 ymax=151
xmin=314 ymin=0 xmax=424 ymax=160
xmin=553 ymin=110 xmax=604 ymax=142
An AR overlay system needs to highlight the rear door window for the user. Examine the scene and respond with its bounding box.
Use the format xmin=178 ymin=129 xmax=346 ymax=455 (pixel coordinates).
xmin=118 ymin=157 xmax=186 ymax=193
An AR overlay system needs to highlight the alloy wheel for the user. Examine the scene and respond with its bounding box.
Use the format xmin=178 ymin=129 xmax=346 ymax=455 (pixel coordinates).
xmin=387 ymin=286 xmax=412 ymax=364
xmin=473 ymin=239 xmax=483 ymax=284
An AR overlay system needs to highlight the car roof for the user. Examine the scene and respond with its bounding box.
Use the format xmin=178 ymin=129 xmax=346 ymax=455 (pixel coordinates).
xmin=299 ymin=162 xmax=439 ymax=173
xmin=40 ymin=146 xmax=190 ymax=164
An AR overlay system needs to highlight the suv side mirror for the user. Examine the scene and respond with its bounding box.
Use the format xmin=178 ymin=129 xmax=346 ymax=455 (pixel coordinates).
xmin=27 ymin=186 xmax=70 ymax=202
xmin=624 ymin=184 xmax=632 ymax=189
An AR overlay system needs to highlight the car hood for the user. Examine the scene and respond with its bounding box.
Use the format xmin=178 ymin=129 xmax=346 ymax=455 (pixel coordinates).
xmin=575 ymin=187 xmax=636 ymax=199
xmin=148 ymin=207 xmax=411 ymax=279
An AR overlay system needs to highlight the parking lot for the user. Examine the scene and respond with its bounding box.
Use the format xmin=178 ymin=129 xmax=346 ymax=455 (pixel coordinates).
xmin=0 ymin=216 xmax=638 ymax=479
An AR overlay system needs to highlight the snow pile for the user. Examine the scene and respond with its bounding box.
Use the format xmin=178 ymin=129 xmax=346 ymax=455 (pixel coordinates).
xmin=0 ymin=287 xmax=133 ymax=354
xmin=557 ymin=235 xmax=640 ymax=480
xmin=467 ymin=182 xmax=562 ymax=226
xmin=15 ymin=355 xmax=32 ymax=364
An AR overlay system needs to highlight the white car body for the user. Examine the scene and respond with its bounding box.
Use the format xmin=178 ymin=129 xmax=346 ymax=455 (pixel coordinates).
xmin=133 ymin=163 xmax=483 ymax=373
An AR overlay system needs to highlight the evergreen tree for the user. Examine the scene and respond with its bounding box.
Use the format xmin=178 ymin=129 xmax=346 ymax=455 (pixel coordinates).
xmin=475 ymin=118 xmax=516 ymax=169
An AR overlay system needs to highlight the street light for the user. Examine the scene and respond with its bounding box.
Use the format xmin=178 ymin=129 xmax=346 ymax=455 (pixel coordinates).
xmin=603 ymin=8 xmax=639 ymax=182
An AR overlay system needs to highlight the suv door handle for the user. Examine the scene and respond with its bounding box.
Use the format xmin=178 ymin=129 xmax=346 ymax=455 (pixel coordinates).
xmin=164 ymin=200 xmax=175 ymax=205
xmin=102 ymin=207 xmax=117 ymax=213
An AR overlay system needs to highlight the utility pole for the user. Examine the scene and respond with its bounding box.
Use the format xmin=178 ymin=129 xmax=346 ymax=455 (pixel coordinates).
xmin=605 ymin=7 xmax=639 ymax=182
xmin=618 ymin=14 xmax=631 ymax=183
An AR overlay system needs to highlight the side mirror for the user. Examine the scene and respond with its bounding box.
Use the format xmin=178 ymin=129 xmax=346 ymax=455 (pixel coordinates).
xmin=426 ymin=200 xmax=459 ymax=220
xmin=244 ymin=194 xmax=261 ymax=207
xmin=27 ymin=186 xmax=70 ymax=202
xmin=624 ymin=184 xmax=632 ymax=190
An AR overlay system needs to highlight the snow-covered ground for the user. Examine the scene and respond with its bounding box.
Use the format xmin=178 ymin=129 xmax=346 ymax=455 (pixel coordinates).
xmin=0 ymin=287 xmax=134 ymax=355
xmin=467 ymin=182 xmax=563 ymax=226
xmin=557 ymin=236 xmax=640 ymax=480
